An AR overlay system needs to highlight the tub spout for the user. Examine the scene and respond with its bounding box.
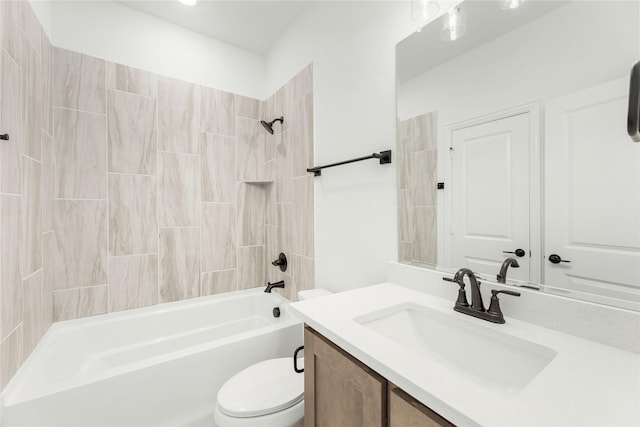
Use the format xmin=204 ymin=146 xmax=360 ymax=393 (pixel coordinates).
xmin=265 ymin=280 xmax=285 ymax=293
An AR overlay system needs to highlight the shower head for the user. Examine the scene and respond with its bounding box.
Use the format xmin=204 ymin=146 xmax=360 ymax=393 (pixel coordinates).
xmin=260 ymin=116 xmax=284 ymax=135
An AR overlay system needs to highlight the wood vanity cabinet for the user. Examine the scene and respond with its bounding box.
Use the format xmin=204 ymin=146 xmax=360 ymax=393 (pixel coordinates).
xmin=304 ymin=326 xmax=454 ymax=427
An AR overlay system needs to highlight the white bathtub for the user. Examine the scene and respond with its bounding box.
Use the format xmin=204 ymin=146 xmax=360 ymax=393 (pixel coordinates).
xmin=2 ymin=288 xmax=302 ymax=426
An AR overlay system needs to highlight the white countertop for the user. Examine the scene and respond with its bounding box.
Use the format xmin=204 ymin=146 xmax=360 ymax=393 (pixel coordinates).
xmin=290 ymin=283 xmax=640 ymax=426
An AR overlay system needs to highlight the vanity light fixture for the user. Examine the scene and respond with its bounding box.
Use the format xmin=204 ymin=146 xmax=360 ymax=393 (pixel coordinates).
xmin=440 ymin=5 xmax=467 ymax=42
xmin=178 ymin=0 xmax=198 ymax=5
xmin=499 ymin=0 xmax=525 ymax=10
xmin=411 ymin=0 xmax=439 ymax=32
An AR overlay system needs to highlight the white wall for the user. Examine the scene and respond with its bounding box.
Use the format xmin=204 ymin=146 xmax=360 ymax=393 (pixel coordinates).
xmin=265 ymin=2 xmax=418 ymax=292
xmin=30 ymin=0 xmax=266 ymax=99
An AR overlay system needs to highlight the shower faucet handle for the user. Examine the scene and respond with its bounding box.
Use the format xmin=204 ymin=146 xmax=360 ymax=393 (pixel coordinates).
xmin=271 ymin=253 xmax=288 ymax=272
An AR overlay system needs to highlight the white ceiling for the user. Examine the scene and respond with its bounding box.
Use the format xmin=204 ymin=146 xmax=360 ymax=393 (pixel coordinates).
xmin=117 ymin=1 xmax=315 ymax=54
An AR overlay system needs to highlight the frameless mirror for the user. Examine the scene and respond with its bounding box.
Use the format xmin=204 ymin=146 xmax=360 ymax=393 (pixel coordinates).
xmin=396 ymin=0 xmax=640 ymax=311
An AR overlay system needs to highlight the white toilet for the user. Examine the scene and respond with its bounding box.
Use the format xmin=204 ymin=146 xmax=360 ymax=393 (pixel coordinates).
xmin=213 ymin=289 xmax=332 ymax=427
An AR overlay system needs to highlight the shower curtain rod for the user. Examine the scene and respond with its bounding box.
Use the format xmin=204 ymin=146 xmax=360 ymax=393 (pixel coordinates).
xmin=307 ymin=150 xmax=392 ymax=176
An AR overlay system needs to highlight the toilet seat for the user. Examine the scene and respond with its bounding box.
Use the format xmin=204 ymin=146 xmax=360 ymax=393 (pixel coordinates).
xmin=217 ymin=357 xmax=304 ymax=418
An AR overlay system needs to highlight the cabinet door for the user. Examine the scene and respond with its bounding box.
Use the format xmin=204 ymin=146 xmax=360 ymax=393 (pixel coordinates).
xmin=304 ymin=327 xmax=387 ymax=427
xmin=389 ymin=385 xmax=454 ymax=427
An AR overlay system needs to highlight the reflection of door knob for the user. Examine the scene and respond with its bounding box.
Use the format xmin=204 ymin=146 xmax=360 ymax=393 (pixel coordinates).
xmin=548 ymin=254 xmax=571 ymax=264
xmin=503 ymin=248 xmax=526 ymax=257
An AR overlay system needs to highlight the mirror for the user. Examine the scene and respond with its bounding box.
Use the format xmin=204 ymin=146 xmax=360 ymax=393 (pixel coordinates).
xmin=396 ymin=0 xmax=640 ymax=311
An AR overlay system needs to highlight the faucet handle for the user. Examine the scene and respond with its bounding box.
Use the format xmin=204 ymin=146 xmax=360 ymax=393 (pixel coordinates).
xmin=487 ymin=289 xmax=521 ymax=324
xmin=492 ymin=289 xmax=521 ymax=298
xmin=443 ymin=276 xmax=469 ymax=308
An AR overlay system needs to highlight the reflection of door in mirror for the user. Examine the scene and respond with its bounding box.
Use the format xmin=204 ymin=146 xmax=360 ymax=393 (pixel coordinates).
xmin=544 ymin=78 xmax=640 ymax=311
xmin=450 ymin=112 xmax=530 ymax=283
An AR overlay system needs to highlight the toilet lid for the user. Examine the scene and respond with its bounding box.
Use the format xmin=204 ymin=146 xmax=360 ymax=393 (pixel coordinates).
xmin=217 ymin=357 xmax=304 ymax=418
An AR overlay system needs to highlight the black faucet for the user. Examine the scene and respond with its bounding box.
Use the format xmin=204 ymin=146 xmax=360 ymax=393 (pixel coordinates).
xmin=443 ymin=269 xmax=521 ymax=324
xmin=264 ymin=280 xmax=285 ymax=293
xmin=497 ymin=258 xmax=520 ymax=283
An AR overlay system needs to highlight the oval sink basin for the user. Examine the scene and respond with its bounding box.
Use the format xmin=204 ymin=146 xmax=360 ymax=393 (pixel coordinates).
xmin=354 ymin=302 xmax=557 ymax=394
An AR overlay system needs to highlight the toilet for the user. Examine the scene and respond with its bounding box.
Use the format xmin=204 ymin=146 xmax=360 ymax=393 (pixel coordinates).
xmin=213 ymin=289 xmax=332 ymax=427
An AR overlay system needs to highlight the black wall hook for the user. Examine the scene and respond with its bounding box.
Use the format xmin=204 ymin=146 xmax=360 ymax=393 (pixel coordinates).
xmin=0 ymin=134 xmax=9 ymax=140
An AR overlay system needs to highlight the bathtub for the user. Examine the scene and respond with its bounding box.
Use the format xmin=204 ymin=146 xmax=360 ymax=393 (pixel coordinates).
xmin=2 ymin=288 xmax=302 ymax=426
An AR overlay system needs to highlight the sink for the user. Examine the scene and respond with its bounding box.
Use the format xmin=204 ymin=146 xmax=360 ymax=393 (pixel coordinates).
xmin=354 ymin=302 xmax=557 ymax=394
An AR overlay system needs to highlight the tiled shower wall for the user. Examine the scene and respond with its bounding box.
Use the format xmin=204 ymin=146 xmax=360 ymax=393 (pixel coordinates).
xmin=0 ymin=1 xmax=314 ymax=389
xmin=397 ymin=112 xmax=437 ymax=267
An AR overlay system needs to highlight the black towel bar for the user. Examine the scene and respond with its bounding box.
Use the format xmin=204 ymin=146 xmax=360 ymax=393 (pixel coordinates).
xmin=307 ymin=150 xmax=392 ymax=176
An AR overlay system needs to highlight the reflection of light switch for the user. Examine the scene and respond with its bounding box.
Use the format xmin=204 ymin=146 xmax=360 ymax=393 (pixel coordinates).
xmin=437 ymin=182 xmax=445 ymax=190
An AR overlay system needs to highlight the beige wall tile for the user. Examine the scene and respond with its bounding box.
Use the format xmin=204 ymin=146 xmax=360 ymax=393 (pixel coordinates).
xmin=288 ymin=64 xmax=313 ymax=104
xmin=42 ymin=131 xmax=53 ymax=231
xmin=412 ymin=206 xmax=437 ymax=265
xmin=22 ymin=157 xmax=41 ymax=278
xmin=238 ymin=183 xmax=265 ymax=246
xmin=21 ymin=3 xmax=42 ymax=56
xmin=42 ymin=231 xmax=54 ymax=334
xmin=399 ymin=241 xmax=412 ymax=263
xmin=22 ymin=270 xmax=45 ymax=357
xmin=265 ymin=87 xmax=284 ymax=129
xmin=398 ymin=189 xmax=412 ymax=243
xmin=200 ymin=133 xmax=236 ymax=203
xmin=265 ymin=225 xmax=278 ymax=283
xmin=53 ymin=285 xmax=108 ymax=322
xmin=265 ymin=183 xmax=276 ymax=226
xmin=159 ymin=228 xmax=200 ymax=303
xmin=397 ymin=135 xmax=412 ymax=190
xmin=109 ymin=174 xmax=158 ymax=256
xmin=294 ymin=254 xmax=314 ymax=295
xmin=276 ymin=203 xmax=294 ymax=258
xmin=1 ymin=195 xmax=22 ymax=340
xmin=0 ymin=49 xmax=22 ymax=194
xmin=53 ymin=48 xmax=105 ymax=114
xmin=1 ymin=325 xmax=23 ymax=389
xmin=108 ymin=90 xmax=157 ymax=175
xmin=107 ymin=63 xmax=157 ymax=97
xmin=22 ymin=39 xmax=41 ymax=161
xmin=159 ymin=152 xmax=201 ymax=227
xmin=291 ymin=93 xmax=313 ymax=178
xmin=52 ymin=200 xmax=108 ymax=289
xmin=237 ymin=246 xmax=264 ymax=290
xmin=412 ymin=112 xmax=437 ymax=152
xmin=236 ymin=95 xmax=262 ymax=120
xmin=201 ymin=203 xmax=236 ymax=272
xmin=276 ymin=130 xmax=293 ymax=202
xmin=236 ymin=118 xmax=266 ymax=181
xmin=0 ymin=1 xmax=21 ymax=64
xmin=109 ymin=254 xmax=158 ymax=312
xmin=201 ymin=269 xmax=238 ymax=296
xmin=200 ymin=86 xmax=235 ymax=136
xmin=158 ymin=77 xmax=199 ymax=154
xmin=41 ymin=32 xmax=52 ymax=135
xmin=411 ymin=150 xmax=437 ymax=207
xmin=54 ymin=108 xmax=107 ymax=199
xmin=292 ymin=176 xmax=314 ymax=258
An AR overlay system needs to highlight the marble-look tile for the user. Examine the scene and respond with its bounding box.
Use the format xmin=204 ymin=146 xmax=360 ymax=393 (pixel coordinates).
xmin=201 ymin=203 xmax=236 ymax=272
xmin=1 ymin=195 xmax=22 ymax=340
xmin=292 ymin=176 xmax=314 ymax=258
xmin=1 ymin=325 xmax=23 ymax=389
xmin=107 ymin=90 xmax=157 ymax=175
xmin=236 ymin=95 xmax=262 ymax=120
xmin=42 ymin=231 xmax=54 ymax=333
xmin=200 ymin=133 xmax=236 ymax=203
xmin=157 ymin=77 xmax=199 ymax=154
xmin=264 ymin=159 xmax=275 ymax=182
xmin=109 ymin=174 xmax=158 ymax=256
xmin=21 ymin=3 xmax=41 ymax=56
xmin=53 ymin=285 xmax=108 ymax=322
xmin=54 ymin=108 xmax=107 ymax=199
xmin=276 ymin=130 xmax=293 ymax=202
xmin=41 ymin=32 xmax=53 ymax=135
xmin=42 ymin=131 xmax=53 ymax=231
xmin=201 ymin=270 xmax=238 ymax=296
xmin=109 ymin=254 xmax=158 ymax=312
xmin=200 ymin=86 xmax=235 ymax=136
xmin=276 ymin=203 xmax=294 ymax=258
xmin=287 ymin=64 xmax=313 ymax=104
xmin=291 ymin=93 xmax=313 ymax=178
xmin=411 ymin=150 xmax=437 ymax=207
xmin=159 ymin=152 xmax=201 ymax=227
xmin=159 ymin=228 xmax=200 ymax=303
xmin=237 ymin=246 xmax=264 ymax=290
xmin=265 ymin=183 xmax=276 ymax=226
xmin=412 ymin=206 xmax=437 ymax=265
xmin=52 ymin=200 xmax=108 ymax=289
xmin=0 ymin=1 xmax=21 ymax=64
xmin=265 ymin=135 xmax=276 ymax=163
xmin=265 ymin=87 xmax=284 ymax=129
xmin=0 ymin=48 xmax=22 ymax=194
xmin=399 ymin=118 xmax=412 ymax=138
xmin=293 ymin=254 xmax=314 ymax=296
xmin=412 ymin=112 xmax=437 ymax=152
xmin=22 ymin=39 xmax=41 ymax=161
xmin=238 ymin=183 xmax=265 ymax=246
xmin=397 ymin=135 xmax=412 ymax=190
xmin=22 ymin=270 xmax=45 ymax=357
xmin=398 ymin=189 xmax=412 ymax=243
xmin=398 ymin=241 xmax=412 ymax=263
xmin=22 ymin=157 xmax=41 ymax=278
xmin=107 ymin=63 xmax=157 ymax=97
xmin=236 ymin=118 xmax=266 ymax=181
xmin=265 ymin=225 xmax=278 ymax=283
xmin=53 ymin=48 xmax=106 ymax=114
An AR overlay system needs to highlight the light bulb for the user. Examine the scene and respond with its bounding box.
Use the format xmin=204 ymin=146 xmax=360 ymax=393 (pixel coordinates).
xmin=412 ymin=0 xmax=439 ymax=32
xmin=440 ymin=6 xmax=467 ymax=41
xmin=499 ymin=0 xmax=525 ymax=10
xmin=178 ymin=0 xmax=198 ymax=6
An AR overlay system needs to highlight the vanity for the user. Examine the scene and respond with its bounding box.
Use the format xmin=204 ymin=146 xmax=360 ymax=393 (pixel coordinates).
xmin=289 ymin=263 xmax=640 ymax=426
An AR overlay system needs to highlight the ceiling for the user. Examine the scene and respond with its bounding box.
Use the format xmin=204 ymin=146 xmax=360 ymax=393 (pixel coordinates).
xmin=117 ymin=1 xmax=315 ymax=54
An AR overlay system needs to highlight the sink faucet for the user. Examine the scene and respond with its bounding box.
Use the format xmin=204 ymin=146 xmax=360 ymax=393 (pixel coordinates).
xmin=264 ymin=280 xmax=285 ymax=293
xmin=497 ymin=258 xmax=520 ymax=284
xmin=443 ymin=268 xmax=521 ymax=324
